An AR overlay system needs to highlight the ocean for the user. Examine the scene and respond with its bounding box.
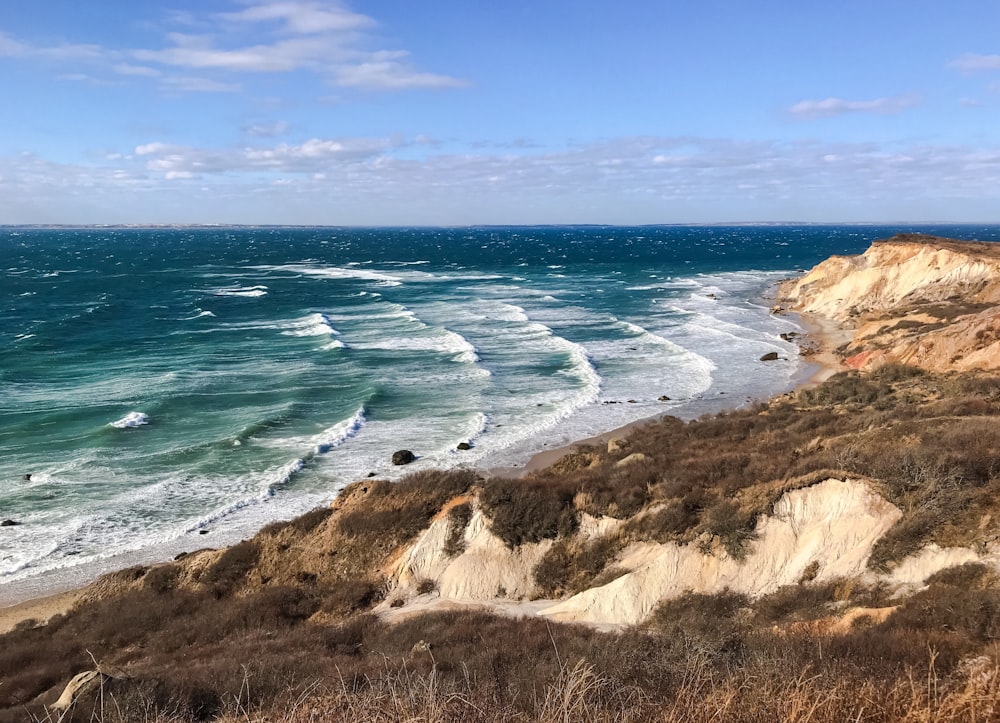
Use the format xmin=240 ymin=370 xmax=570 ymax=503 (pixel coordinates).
xmin=3 ymin=224 xmax=999 ymax=601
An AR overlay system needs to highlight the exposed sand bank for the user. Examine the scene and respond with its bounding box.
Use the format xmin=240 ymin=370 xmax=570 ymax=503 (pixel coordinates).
xmin=0 ymin=589 xmax=82 ymax=635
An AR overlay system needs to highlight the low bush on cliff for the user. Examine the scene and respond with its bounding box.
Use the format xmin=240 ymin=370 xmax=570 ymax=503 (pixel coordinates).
xmin=622 ymin=493 xmax=706 ymax=543
xmin=480 ymin=477 xmax=578 ymax=547
xmin=836 ymin=414 xmax=1000 ymax=571
xmin=869 ymin=362 xmax=927 ymax=383
xmin=532 ymin=535 xmax=619 ymax=597
xmin=337 ymin=469 xmax=478 ymax=543
xmin=204 ymin=541 xmax=260 ymax=597
xmin=800 ymin=371 xmax=893 ymax=406
xmin=443 ymin=501 xmax=473 ymax=557
xmin=700 ymin=498 xmax=759 ymax=560
xmin=525 ymin=369 xmax=1000 ymax=574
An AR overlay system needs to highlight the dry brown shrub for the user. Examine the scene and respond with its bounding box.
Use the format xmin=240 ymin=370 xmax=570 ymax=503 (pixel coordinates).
xmin=622 ymin=497 xmax=703 ymax=543
xmin=926 ymin=562 xmax=996 ymax=588
xmin=480 ymin=477 xmax=578 ymax=548
xmin=288 ymin=505 xmax=333 ymax=534
xmin=885 ymin=585 xmax=1000 ymax=643
xmin=700 ymin=499 xmax=758 ymax=560
xmin=752 ymin=582 xmax=839 ymax=624
xmin=533 ymin=535 xmax=620 ymax=597
xmin=320 ymin=580 xmax=383 ymax=617
xmin=336 ymin=469 xmax=477 ymax=546
xmin=203 ymin=540 xmax=260 ymax=597
xmin=144 ymin=564 xmax=182 ymax=594
xmin=443 ymin=502 xmax=472 ymax=557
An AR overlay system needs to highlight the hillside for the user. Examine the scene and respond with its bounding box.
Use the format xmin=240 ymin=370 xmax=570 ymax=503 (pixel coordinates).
xmin=4 ymin=235 xmax=1000 ymax=721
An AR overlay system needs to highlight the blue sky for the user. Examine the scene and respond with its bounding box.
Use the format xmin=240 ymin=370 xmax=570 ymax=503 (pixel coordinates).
xmin=2 ymin=0 xmax=1000 ymax=224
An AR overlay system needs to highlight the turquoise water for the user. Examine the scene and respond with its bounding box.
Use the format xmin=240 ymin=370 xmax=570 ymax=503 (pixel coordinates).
xmin=2 ymin=224 xmax=999 ymax=597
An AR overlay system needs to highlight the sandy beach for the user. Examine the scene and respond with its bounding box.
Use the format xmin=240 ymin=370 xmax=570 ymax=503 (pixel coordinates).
xmin=0 ymin=309 xmax=850 ymax=634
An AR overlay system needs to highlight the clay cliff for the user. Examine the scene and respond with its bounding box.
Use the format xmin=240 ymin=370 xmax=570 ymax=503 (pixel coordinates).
xmin=777 ymin=233 xmax=1000 ymax=371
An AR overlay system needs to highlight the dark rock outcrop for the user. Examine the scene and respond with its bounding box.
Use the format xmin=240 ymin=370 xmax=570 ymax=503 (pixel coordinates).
xmin=392 ymin=450 xmax=416 ymax=465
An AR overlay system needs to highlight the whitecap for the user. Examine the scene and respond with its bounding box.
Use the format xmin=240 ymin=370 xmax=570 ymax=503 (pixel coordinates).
xmin=265 ymin=458 xmax=305 ymax=490
xmin=109 ymin=412 xmax=149 ymax=429
xmin=257 ymin=264 xmax=403 ymax=286
xmin=312 ymin=407 xmax=366 ymax=454
xmin=352 ymin=329 xmax=481 ymax=365
xmin=180 ymin=309 xmax=216 ymax=320
xmin=281 ymin=312 xmax=339 ymax=338
xmin=211 ymin=285 xmax=268 ymax=298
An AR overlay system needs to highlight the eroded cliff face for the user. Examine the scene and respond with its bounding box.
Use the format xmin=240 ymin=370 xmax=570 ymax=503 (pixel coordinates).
xmin=377 ymin=477 xmax=1000 ymax=627
xmin=537 ymin=479 xmax=900 ymax=626
xmin=778 ymin=234 xmax=1000 ymax=372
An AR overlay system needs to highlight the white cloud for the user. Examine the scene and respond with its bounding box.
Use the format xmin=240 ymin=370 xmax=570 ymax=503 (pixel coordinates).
xmin=114 ymin=133 xmax=1000 ymax=205
xmin=220 ymin=1 xmax=375 ymax=34
xmin=0 ymin=1 xmax=466 ymax=93
xmin=113 ymin=63 xmax=161 ymax=77
xmin=12 ymin=133 xmax=1000 ymax=223
xmin=788 ymin=95 xmax=919 ymax=120
xmin=334 ymin=54 xmax=470 ymax=89
xmin=128 ymin=2 xmax=466 ymax=90
xmin=136 ymin=142 xmax=175 ymax=155
xmin=160 ymin=75 xmax=242 ymax=93
xmin=244 ymin=121 xmax=292 ymax=137
xmin=0 ymin=30 xmax=103 ymax=62
xmin=132 ymin=33 xmax=318 ymax=71
xmin=131 ymin=135 xmax=395 ymax=178
xmin=0 ymin=31 xmax=30 ymax=57
xmin=950 ymin=53 xmax=1000 ymax=72
xmin=35 ymin=41 xmax=105 ymax=62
